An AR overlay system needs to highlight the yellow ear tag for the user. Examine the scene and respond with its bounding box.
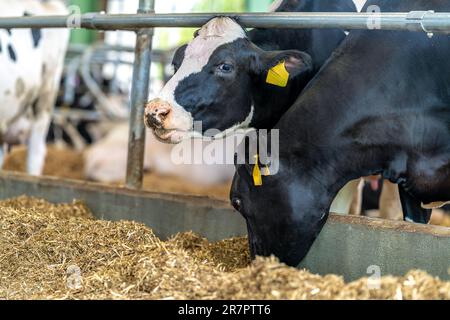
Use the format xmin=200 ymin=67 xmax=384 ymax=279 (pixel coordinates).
xmin=253 ymin=155 xmax=263 ymax=186
xmin=266 ymin=61 xmax=290 ymax=87
xmin=263 ymin=165 xmax=271 ymax=176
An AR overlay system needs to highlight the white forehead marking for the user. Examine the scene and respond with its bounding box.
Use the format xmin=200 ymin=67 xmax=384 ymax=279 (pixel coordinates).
xmin=185 ymin=17 xmax=247 ymax=58
xmin=159 ymin=17 xmax=247 ymax=105
xmin=269 ymin=0 xmax=284 ymax=12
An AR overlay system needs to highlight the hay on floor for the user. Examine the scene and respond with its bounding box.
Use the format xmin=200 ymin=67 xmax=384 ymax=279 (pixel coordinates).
xmin=0 ymin=196 xmax=449 ymax=300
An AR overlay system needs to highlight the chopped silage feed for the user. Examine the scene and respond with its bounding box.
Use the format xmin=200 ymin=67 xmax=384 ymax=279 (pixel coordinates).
xmin=0 ymin=196 xmax=449 ymax=300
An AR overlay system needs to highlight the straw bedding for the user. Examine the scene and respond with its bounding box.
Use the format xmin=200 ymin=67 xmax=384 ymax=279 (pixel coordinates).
xmin=0 ymin=196 xmax=449 ymax=300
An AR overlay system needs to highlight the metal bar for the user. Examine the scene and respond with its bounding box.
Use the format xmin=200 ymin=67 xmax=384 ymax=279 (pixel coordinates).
xmin=89 ymin=57 xmax=134 ymax=65
xmin=0 ymin=172 xmax=449 ymax=281
xmin=125 ymin=0 xmax=155 ymax=189
xmin=53 ymin=109 xmax=103 ymax=122
xmin=68 ymin=43 xmax=136 ymax=54
xmin=1 ymin=12 xmax=450 ymax=33
xmin=67 ymin=44 xmax=174 ymax=65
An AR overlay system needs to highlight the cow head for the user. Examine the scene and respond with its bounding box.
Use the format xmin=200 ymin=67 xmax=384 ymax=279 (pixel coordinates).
xmin=145 ymin=17 xmax=312 ymax=143
xmin=230 ymin=156 xmax=330 ymax=266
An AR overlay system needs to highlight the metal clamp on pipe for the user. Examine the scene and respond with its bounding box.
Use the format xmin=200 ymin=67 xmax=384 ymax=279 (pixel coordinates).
xmin=82 ymin=12 xmax=101 ymax=30
xmin=406 ymin=10 xmax=435 ymax=35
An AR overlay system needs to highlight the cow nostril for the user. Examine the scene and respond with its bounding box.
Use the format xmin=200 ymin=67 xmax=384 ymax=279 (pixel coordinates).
xmin=145 ymin=115 xmax=160 ymax=129
xmin=144 ymin=114 xmax=151 ymax=127
xmin=160 ymin=109 xmax=170 ymax=119
xmin=145 ymin=99 xmax=172 ymax=124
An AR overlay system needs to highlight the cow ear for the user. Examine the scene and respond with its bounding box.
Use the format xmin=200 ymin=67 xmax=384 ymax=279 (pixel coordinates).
xmin=260 ymin=50 xmax=313 ymax=87
xmin=172 ymin=44 xmax=188 ymax=64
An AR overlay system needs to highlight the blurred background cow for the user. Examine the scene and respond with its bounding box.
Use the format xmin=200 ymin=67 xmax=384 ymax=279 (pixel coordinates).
xmin=0 ymin=0 xmax=69 ymax=175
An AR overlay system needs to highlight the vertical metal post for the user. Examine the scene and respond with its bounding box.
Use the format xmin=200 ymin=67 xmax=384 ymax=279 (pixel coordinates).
xmin=126 ymin=0 xmax=155 ymax=189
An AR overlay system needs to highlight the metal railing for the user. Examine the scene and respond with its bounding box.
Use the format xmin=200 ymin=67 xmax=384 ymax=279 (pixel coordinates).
xmin=1 ymin=4 xmax=450 ymax=188
xmin=125 ymin=0 xmax=155 ymax=188
xmin=0 ymin=11 xmax=450 ymax=33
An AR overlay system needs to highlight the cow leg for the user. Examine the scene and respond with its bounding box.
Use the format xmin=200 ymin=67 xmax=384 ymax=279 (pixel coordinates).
xmin=379 ymin=181 xmax=403 ymax=220
xmin=349 ymin=178 xmax=364 ymax=215
xmin=27 ymin=112 xmax=51 ymax=176
xmin=398 ymin=186 xmax=432 ymax=224
xmin=27 ymin=59 xmax=62 ymax=176
xmin=330 ymin=179 xmax=362 ymax=215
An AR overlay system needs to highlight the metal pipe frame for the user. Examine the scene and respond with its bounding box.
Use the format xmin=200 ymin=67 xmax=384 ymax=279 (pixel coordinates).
xmin=67 ymin=43 xmax=174 ymax=60
xmin=0 ymin=11 xmax=450 ymax=33
xmin=125 ymin=0 xmax=155 ymax=189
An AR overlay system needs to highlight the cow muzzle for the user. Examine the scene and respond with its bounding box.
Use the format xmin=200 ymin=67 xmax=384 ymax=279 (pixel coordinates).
xmin=144 ymin=98 xmax=172 ymax=130
xmin=144 ymin=98 xmax=194 ymax=144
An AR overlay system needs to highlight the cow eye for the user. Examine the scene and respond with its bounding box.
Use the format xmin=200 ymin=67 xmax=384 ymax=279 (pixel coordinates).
xmin=217 ymin=63 xmax=234 ymax=74
xmin=232 ymin=198 xmax=242 ymax=211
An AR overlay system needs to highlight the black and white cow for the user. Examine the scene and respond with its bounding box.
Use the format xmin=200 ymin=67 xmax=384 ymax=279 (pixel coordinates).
xmin=144 ymin=0 xmax=357 ymax=143
xmin=0 ymin=0 xmax=69 ymax=175
xmin=231 ymin=0 xmax=450 ymax=266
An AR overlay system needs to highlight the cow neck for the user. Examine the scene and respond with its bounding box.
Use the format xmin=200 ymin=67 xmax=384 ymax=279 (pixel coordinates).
xmin=274 ymin=0 xmax=356 ymax=13
xmin=249 ymin=0 xmax=353 ymax=70
xmin=248 ymin=75 xmax=309 ymax=130
xmin=276 ymin=28 xmax=450 ymax=204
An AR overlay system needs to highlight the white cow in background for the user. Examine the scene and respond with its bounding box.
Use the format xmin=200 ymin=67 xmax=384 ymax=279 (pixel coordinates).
xmin=0 ymin=0 xmax=69 ymax=175
xmin=84 ymin=123 xmax=236 ymax=186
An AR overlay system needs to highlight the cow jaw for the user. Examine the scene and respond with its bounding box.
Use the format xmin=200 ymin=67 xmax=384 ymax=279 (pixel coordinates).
xmin=209 ymin=105 xmax=255 ymax=140
xmin=152 ymin=128 xmax=201 ymax=145
xmin=146 ymin=100 xmax=255 ymax=144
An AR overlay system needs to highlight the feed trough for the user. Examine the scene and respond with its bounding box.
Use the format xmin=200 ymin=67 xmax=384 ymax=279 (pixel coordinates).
xmin=0 ymin=172 xmax=448 ymax=282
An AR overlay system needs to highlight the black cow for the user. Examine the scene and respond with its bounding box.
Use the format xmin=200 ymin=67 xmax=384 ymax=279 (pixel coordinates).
xmin=231 ymin=0 xmax=450 ymax=266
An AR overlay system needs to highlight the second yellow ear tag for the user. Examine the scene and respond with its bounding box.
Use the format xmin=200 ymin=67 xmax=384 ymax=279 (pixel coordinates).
xmin=266 ymin=61 xmax=290 ymax=87
xmin=253 ymin=155 xmax=263 ymax=186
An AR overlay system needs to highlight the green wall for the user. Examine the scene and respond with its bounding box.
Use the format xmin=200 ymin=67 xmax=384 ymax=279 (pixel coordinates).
xmin=69 ymin=0 xmax=100 ymax=44
xmin=246 ymin=0 xmax=272 ymax=12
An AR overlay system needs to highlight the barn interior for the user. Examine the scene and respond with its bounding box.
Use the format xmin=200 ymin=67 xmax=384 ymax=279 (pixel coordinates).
xmin=0 ymin=0 xmax=449 ymax=300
